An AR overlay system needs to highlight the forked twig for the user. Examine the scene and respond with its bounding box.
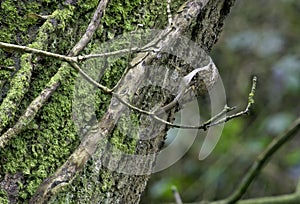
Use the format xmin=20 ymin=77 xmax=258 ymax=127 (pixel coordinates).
xmin=114 ymin=77 xmax=257 ymax=130
xmin=0 ymin=0 xmax=109 ymax=148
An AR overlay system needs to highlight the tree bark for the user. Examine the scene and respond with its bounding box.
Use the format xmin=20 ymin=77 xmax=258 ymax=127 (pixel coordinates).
xmin=0 ymin=0 xmax=235 ymax=203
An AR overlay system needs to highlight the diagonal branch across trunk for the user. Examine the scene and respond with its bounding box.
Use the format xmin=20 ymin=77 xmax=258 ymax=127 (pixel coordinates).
xmin=30 ymin=1 xmax=211 ymax=203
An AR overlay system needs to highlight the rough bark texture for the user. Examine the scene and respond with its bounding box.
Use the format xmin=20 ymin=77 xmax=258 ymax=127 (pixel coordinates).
xmin=0 ymin=0 xmax=235 ymax=203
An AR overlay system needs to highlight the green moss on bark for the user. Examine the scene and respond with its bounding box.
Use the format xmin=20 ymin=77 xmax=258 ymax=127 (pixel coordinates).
xmin=0 ymin=0 xmax=186 ymax=203
xmin=0 ymin=54 xmax=33 ymax=133
xmin=0 ymin=1 xmax=81 ymax=202
xmin=53 ymin=0 xmax=185 ymax=203
xmin=0 ymin=188 xmax=8 ymax=204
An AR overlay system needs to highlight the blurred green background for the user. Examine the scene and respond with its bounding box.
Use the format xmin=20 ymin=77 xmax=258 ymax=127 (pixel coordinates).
xmin=141 ymin=0 xmax=300 ymax=203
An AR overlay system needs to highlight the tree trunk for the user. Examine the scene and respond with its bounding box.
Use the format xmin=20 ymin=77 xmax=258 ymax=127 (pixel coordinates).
xmin=0 ymin=0 xmax=235 ymax=203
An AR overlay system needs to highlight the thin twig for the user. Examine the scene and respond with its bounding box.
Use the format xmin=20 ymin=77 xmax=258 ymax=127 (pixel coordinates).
xmin=202 ymin=105 xmax=236 ymax=130
xmin=0 ymin=16 xmax=173 ymax=97
xmin=0 ymin=40 xmax=156 ymax=63
xmin=0 ymin=0 xmax=109 ymax=149
xmin=207 ymin=76 xmax=257 ymax=128
xmin=113 ymin=93 xmax=154 ymax=116
xmin=77 ymin=27 xmax=175 ymax=62
xmin=113 ymin=77 xmax=257 ymax=130
xmin=76 ymin=46 xmax=151 ymax=61
xmin=167 ymin=0 xmax=173 ymax=27
xmin=111 ymin=29 xmax=175 ymax=91
xmin=69 ymin=62 xmax=112 ymax=93
xmin=0 ymin=42 xmax=74 ymax=62
xmin=115 ymin=93 xmax=233 ymax=130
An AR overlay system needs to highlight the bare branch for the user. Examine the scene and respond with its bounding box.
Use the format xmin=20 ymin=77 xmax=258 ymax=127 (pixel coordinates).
xmin=30 ymin=1 xmax=212 ymax=202
xmin=0 ymin=0 xmax=109 ymax=61
xmin=219 ymin=116 xmax=300 ymax=204
xmin=69 ymin=62 xmax=112 ymax=93
xmin=76 ymin=46 xmax=150 ymax=61
xmin=1 ymin=41 xmax=253 ymax=134
xmin=153 ymin=105 xmax=234 ymax=130
xmin=113 ymin=77 xmax=256 ymax=130
xmin=113 ymin=93 xmax=154 ymax=116
xmin=68 ymin=0 xmax=109 ymax=56
xmin=206 ymin=76 xmax=257 ymax=128
xmin=0 ymin=0 xmax=109 ymax=148
xmin=0 ymin=40 xmax=153 ymax=63
xmin=207 ymin=105 xmax=236 ymax=124
xmin=0 ymin=20 xmax=172 ymax=97
xmin=0 ymin=42 xmax=74 ymax=62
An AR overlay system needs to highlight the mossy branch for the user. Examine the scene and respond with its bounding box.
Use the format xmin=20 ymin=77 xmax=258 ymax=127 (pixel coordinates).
xmin=0 ymin=0 xmax=109 ymax=148
xmin=30 ymin=1 xmax=212 ymax=203
xmin=0 ymin=5 xmax=76 ymax=134
xmin=0 ymin=54 xmax=33 ymax=133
